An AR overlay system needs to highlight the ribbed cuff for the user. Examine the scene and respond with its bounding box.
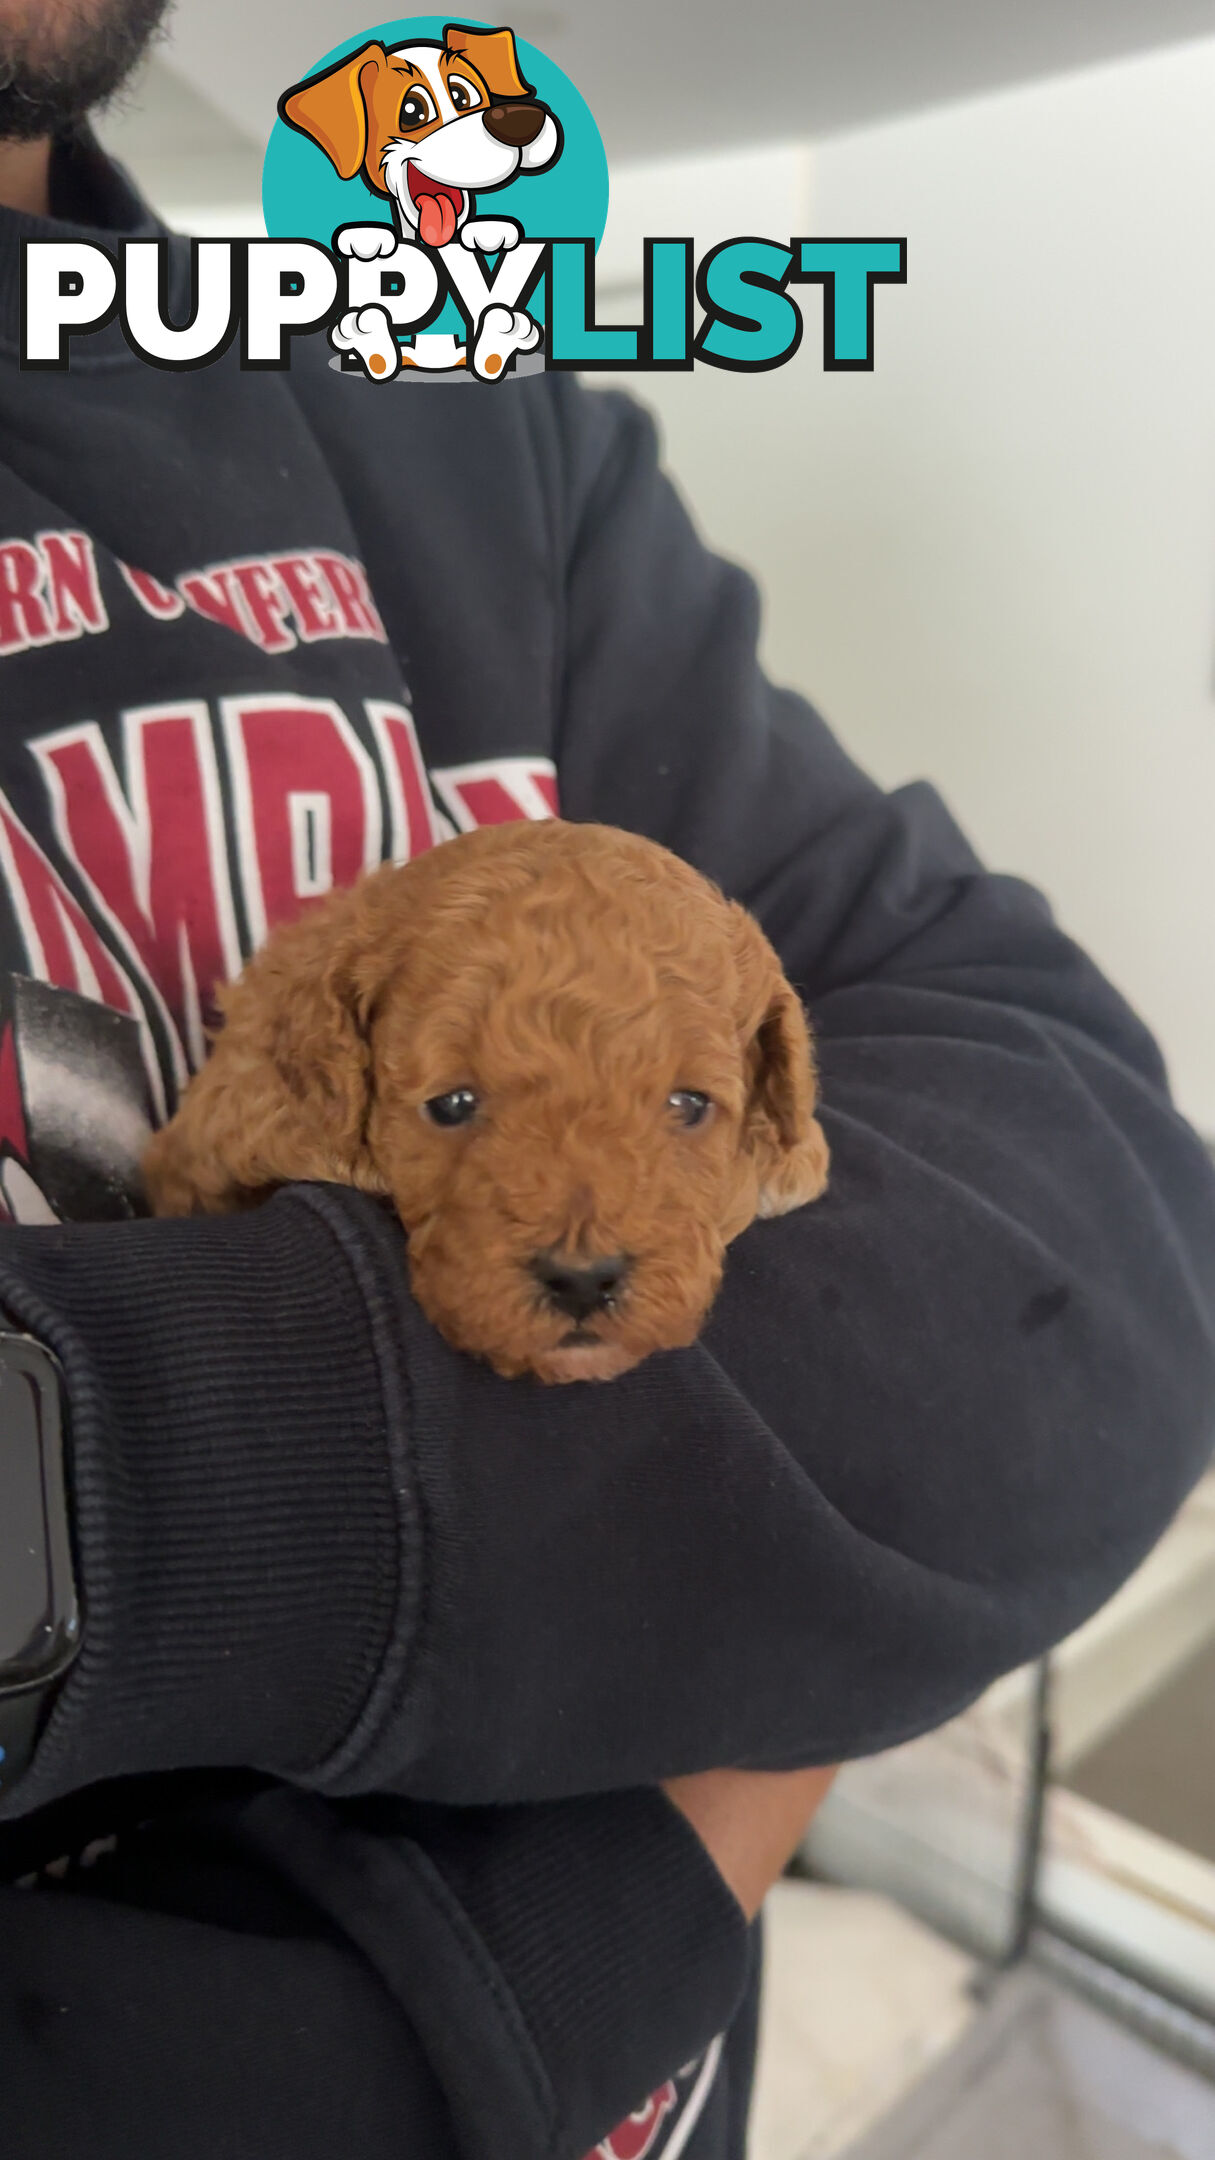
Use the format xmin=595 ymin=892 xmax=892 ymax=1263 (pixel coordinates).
xmin=0 ymin=1188 xmax=410 ymax=1819
xmin=400 ymin=1786 xmax=751 ymax=2156
xmin=238 ymin=1782 xmax=751 ymax=2160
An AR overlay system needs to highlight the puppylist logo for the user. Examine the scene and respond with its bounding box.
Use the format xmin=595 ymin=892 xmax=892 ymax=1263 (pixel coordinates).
xmin=20 ymin=15 xmax=907 ymax=382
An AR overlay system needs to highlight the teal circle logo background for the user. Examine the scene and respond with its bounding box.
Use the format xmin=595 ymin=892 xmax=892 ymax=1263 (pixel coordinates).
xmin=262 ymin=17 xmax=609 ymax=253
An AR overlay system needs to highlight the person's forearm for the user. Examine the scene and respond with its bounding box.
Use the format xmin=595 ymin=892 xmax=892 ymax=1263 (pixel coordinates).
xmin=2 ymin=1779 xmax=752 ymax=2160
xmin=231 ymin=1780 xmax=752 ymax=2160
xmin=3 ymin=1130 xmax=1212 ymax=1830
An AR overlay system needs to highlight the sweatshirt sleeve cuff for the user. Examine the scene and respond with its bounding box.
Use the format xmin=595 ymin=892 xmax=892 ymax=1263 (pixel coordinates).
xmin=0 ymin=1187 xmax=411 ymax=1820
xmin=237 ymin=1781 xmax=752 ymax=2160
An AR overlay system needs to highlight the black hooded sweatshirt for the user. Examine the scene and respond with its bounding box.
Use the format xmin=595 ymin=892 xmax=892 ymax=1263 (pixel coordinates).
xmin=0 ymin=132 xmax=1212 ymax=2160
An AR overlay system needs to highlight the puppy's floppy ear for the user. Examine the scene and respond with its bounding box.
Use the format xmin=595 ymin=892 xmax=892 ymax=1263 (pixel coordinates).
xmin=279 ymin=42 xmax=388 ymax=180
xmin=142 ymin=881 xmax=391 ymax=1218
xmin=444 ymin=22 xmax=535 ymax=100
xmin=728 ymin=902 xmax=830 ymax=1218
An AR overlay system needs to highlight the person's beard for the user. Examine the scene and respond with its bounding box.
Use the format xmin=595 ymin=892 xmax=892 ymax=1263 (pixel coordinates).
xmin=0 ymin=0 xmax=171 ymax=142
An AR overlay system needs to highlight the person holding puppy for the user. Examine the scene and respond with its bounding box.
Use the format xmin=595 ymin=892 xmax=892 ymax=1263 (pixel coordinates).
xmin=0 ymin=7 xmax=1213 ymax=2159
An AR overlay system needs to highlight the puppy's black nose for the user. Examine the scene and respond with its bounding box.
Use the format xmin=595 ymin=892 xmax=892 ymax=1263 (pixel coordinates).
xmin=485 ymin=100 xmax=547 ymax=148
xmin=532 ymin=1252 xmax=631 ymax=1323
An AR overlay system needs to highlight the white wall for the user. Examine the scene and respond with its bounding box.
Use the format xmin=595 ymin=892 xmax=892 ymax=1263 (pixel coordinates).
xmin=597 ymin=39 xmax=1215 ymax=1135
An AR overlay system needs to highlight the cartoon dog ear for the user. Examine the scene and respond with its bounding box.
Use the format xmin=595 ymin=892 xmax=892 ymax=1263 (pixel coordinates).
xmin=728 ymin=903 xmax=830 ymax=1218
xmin=279 ymin=41 xmax=389 ymax=180
xmin=141 ymin=882 xmax=389 ymax=1219
xmin=444 ymin=22 xmax=535 ymax=100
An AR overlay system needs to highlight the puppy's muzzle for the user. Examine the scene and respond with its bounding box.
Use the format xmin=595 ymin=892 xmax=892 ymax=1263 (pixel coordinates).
xmin=531 ymin=1250 xmax=632 ymax=1323
xmin=485 ymin=101 xmax=549 ymax=148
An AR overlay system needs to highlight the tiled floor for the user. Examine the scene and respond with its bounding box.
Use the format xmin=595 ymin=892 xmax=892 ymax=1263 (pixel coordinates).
xmin=749 ymin=1882 xmax=979 ymax=2160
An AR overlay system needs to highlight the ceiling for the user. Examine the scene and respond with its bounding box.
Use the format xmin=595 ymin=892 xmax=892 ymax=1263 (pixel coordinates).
xmin=99 ymin=0 xmax=1215 ymax=191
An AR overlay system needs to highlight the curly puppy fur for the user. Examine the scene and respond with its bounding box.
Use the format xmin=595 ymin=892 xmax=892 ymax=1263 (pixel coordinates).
xmin=143 ymin=819 xmax=830 ymax=1383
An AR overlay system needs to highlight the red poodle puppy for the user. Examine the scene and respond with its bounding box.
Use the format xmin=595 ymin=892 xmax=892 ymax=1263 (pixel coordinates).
xmin=143 ymin=819 xmax=830 ymax=1382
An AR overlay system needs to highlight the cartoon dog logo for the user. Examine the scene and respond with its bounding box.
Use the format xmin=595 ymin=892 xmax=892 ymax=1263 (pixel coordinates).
xmin=280 ymin=22 xmax=562 ymax=382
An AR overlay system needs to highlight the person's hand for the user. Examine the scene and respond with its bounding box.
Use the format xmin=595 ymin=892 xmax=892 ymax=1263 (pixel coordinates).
xmin=661 ymin=1764 xmax=839 ymax=1921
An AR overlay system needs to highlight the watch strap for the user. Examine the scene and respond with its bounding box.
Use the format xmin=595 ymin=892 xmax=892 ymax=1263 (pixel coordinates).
xmin=0 ymin=1322 xmax=80 ymax=1803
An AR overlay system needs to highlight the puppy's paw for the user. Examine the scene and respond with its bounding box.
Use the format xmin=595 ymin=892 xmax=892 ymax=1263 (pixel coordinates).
xmin=331 ymin=305 xmax=402 ymax=381
xmin=471 ymin=305 xmax=541 ymax=381
xmin=335 ymin=223 xmax=399 ymax=261
xmin=461 ymin=217 xmax=522 ymax=254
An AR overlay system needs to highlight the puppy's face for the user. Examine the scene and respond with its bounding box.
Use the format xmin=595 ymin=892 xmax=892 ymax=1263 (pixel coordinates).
xmin=280 ymin=30 xmax=561 ymax=247
xmin=143 ymin=823 xmax=829 ymax=1385
xmin=363 ymin=850 xmax=822 ymax=1382
xmin=373 ymin=47 xmax=528 ymax=229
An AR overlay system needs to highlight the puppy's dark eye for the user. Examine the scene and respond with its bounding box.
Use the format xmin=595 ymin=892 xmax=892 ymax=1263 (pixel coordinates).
xmin=668 ymin=1090 xmax=712 ymax=1129
xmin=447 ymin=74 xmax=479 ymax=113
xmin=399 ymin=89 xmax=434 ymax=130
xmin=424 ymin=1088 xmax=480 ymax=1128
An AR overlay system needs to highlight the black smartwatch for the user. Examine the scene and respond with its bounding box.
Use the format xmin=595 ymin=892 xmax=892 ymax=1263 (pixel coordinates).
xmin=0 ymin=1328 xmax=81 ymax=1800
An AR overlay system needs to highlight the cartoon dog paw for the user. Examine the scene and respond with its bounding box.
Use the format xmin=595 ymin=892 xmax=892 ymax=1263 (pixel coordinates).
xmin=471 ymin=304 xmax=541 ymax=381
xmin=331 ymin=305 xmax=402 ymax=382
xmin=461 ymin=217 xmax=523 ymax=254
xmin=334 ymin=224 xmax=399 ymax=262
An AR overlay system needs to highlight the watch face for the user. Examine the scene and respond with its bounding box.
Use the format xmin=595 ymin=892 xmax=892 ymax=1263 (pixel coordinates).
xmin=0 ymin=1342 xmax=79 ymax=1687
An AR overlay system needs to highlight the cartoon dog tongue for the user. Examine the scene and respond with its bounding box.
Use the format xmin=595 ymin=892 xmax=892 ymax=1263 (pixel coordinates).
xmin=418 ymin=191 xmax=457 ymax=247
xmin=408 ymin=167 xmax=462 ymax=249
